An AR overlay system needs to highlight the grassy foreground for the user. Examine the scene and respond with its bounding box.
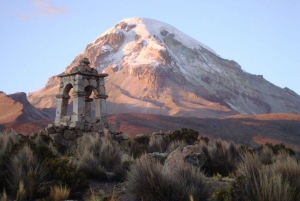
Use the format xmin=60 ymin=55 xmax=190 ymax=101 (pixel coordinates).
xmin=0 ymin=128 xmax=299 ymax=201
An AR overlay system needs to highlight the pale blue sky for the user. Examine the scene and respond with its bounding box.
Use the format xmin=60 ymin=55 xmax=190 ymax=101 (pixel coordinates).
xmin=0 ymin=0 xmax=299 ymax=95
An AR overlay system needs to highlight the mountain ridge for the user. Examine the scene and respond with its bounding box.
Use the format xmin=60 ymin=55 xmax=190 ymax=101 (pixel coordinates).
xmin=27 ymin=17 xmax=300 ymax=118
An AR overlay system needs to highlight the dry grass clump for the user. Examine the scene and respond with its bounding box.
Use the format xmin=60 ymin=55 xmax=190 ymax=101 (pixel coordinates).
xmin=0 ymin=131 xmax=18 ymax=158
xmin=166 ymin=140 xmax=188 ymax=153
xmin=50 ymin=185 xmax=70 ymax=201
xmin=148 ymin=135 xmax=168 ymax=153
xmin=200 ymin=139 xmax=241 ymax=176
xmin=76 ymin=134 xmax=124 ymax=180
xmin=125 ymin=154 xmax=211 ymax=201
xmin=5 ymin=145 xmax=48 ymax=200
xmin=235 ymin=152 xmax=300 ymax=201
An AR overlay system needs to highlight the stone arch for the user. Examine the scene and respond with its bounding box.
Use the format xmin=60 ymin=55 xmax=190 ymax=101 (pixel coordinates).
xmin=58 ymin=83 xmax=73 ymax=118
xmin=84 ymin=85 xmax=96 ymax=118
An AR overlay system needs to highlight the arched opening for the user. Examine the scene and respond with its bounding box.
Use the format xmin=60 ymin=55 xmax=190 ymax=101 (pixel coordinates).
xmin=61 ymin=83 xmax=73 ymax=117
xmin=84 ymin=85 xmax=96 ymax=118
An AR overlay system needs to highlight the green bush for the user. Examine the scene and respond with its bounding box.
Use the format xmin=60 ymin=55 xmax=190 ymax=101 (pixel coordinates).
xmin=265 ymin=142 xmax=295 ymax=156
xmin=164 ymin=128 xmax=199 ymax=145
xmin=133 ymin=135 xmax=150 ymax=145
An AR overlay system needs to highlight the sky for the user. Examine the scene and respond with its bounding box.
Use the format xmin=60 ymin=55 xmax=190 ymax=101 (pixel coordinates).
xmin=0 ymin=0 xmax=300 ymax=96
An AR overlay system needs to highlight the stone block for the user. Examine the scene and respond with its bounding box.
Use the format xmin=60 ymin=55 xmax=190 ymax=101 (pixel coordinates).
xmin=84 ymin=116 xmax=92 ymax=123
xmin=69 ymin=121 xmax=84 ymax=129
xmin=92 ymin=123 xmax=104 ymax=132
xmin=89 ymin=79 xmax=97 ymax=87
xmin=108 ymin=124 xmax=116 ymax=133
xmin=71 ymin=114 xmax=82 ymax=122
xmin=74 ymin=78 xmax=83 ymax=85
xmin=47 ymin=124 xmax=53 ymax=128
xmin=75 ymin=74 xmax=83 ymax=80
xmin=87 ymin=123 xmax=93 ymax=131
xmin=83 ymin=79 xmax=89 ymax=87
xmin=64 ymin=130 xmax=77 ymax=140
xmin=73 ymin=85 xmax=85 ymax=92
xmin=49 ymin=133 xmax=63 ymax=141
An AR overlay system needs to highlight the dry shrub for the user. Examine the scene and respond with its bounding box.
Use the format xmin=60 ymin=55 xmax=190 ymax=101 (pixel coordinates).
xmin=15 ymin=181 xmax=26 ymax=201
xmin=5 ymin=145 xmax=48 ymax=200
xmin=273 ymin=155 xmax=300 ymax=199
xmin=236 ymin=152 xmax=296 ymax=201
xmin=0 ymin=188 xmax=7 ymax=201
xmin=166 ymin=140 xmax=188 ymax=153
xmin=50 ymin=185 xmax=70 ymax=201
xmin=0 ymin=131 xmax=18 ymax=158
xmin=148 ymin=135 xmax=167 ymax=153
xmin=201 ymin=140 xmax=241 ymax=176
xmin=76 ymin=134 xmax=123 ymax=180
xmin=258 ymin=146 xmax=276 ymax=165
xmin=125 ymin=154 xmax=211 ymax=201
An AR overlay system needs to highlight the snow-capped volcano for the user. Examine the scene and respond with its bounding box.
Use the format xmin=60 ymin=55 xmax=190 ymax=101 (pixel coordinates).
xmin=28 ymin=17 xmax=300 ymax=118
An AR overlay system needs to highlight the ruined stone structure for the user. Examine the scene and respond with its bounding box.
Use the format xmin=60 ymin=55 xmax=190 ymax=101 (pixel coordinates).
xmin=46 ymin=58 xmax=128 ymax=147
xmin=54 ymin=58 xmax=109 ymax=129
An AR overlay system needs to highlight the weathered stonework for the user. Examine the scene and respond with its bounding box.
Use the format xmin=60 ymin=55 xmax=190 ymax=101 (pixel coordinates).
xmin=54 ymin=58 xmax=109 ymax=129
xmin=46 ymin=58 xmax=128 ymax=147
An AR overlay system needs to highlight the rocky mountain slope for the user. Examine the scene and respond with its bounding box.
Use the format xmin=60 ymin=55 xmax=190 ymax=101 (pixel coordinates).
xmin=28 ymin=17 xmax=300 ymax=118
xmin=0 ymin=91 xmax=50 ymax=124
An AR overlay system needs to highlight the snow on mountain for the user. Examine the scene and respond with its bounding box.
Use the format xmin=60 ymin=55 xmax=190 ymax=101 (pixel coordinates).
xmin=28 ymin=17 xmax=300 ymax=118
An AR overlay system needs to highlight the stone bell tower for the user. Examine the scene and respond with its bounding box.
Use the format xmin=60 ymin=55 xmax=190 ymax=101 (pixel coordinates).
xmin=54 ymin=58 xmax=109 ymax=130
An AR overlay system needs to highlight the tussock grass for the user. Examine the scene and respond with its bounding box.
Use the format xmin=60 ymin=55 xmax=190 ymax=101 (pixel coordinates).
xmin=236 ymin=152 xmax=300 ymax=201
xmin=148 ymin=135 xmax=167 ymax=153
xmin=15 ymin=181 xmax=26 ymax=201
xmin=5 ymin=145 xmax=48 ymax=200
xmin=76 ymin=134 xmax=123 ymax=180
xmin=0 ymin=131 xmax=18 ymax=158
xmin=50 ymin=185 xmax=70 ymax=201
xmin=126 ymin=154 xmax=211 ymax=201
xmin=200 ymin=139 xmax=241 ymax=176
xmin=166 ymin=140 xmax=188 ymax=153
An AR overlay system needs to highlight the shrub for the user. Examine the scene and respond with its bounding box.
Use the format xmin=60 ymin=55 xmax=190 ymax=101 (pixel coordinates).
xmin=148 ymin=135 xmax=168 ymax=153
xmin=133 ymin=135 xmax=150 ymax=145
xmin=265 ymin=142 xmax=295 ymax=156
xmin=5 ymin=145 xmax=49 ymax=200
xmin=273 ymin=155 xmax=300 ymax=200
xmin=164 ymin=128 xmax=199 ymax=145
xmin=166 ymin=140 xmax=188 ymax=153
xmin=50 ymin=185 xmax=70 ymax=201
xmin=126 ymin=139 xmax=149 ymax=159
xmin=99 ymin=137 xmax=122 ymax=171
xmin=236 ymin=152 xmax=296 ymax=201
xmin=201 ymin=140 xmax=241 ymax=176
xmin=212 ymin=187 xmax=232 ymax=201
xmin=0 ymin=132 xmax=19 ymax=158
xmin=257 ymin=146 xmax=276 ymax=165
xmin=43 ymin=157 xmax=90 ymax=199
xmin=125 ymin=154 xmax=211 ymax=201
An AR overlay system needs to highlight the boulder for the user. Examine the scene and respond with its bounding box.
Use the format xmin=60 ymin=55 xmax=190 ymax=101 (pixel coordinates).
xmin=164 ymin=145 xmax=206 ymax=172
xmin=63 ymin=130 xmax=77 ymax=140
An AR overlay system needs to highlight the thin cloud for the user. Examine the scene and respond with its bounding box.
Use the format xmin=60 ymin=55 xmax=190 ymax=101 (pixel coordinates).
xmin=16 ymin=0 xmax=70 ymax=19
xmin=18 ymin=14 xmax=31 ymax=20
xmin=33 ymin=0 xmax=70 ymax=16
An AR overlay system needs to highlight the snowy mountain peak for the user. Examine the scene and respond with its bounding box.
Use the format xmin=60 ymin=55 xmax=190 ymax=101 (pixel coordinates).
xmin=96 ymin=17 xmax=216 ymax=54
xmin=28 ymin=18 xmax=300 ymax=118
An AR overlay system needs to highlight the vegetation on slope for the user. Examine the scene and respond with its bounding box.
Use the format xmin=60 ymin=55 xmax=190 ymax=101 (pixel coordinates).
xmin=0 ymin=128 xmax=299 ymax=200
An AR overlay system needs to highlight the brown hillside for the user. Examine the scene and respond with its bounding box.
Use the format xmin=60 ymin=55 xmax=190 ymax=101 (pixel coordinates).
xmin=1 ymin=113 xmax=299 ymax=151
